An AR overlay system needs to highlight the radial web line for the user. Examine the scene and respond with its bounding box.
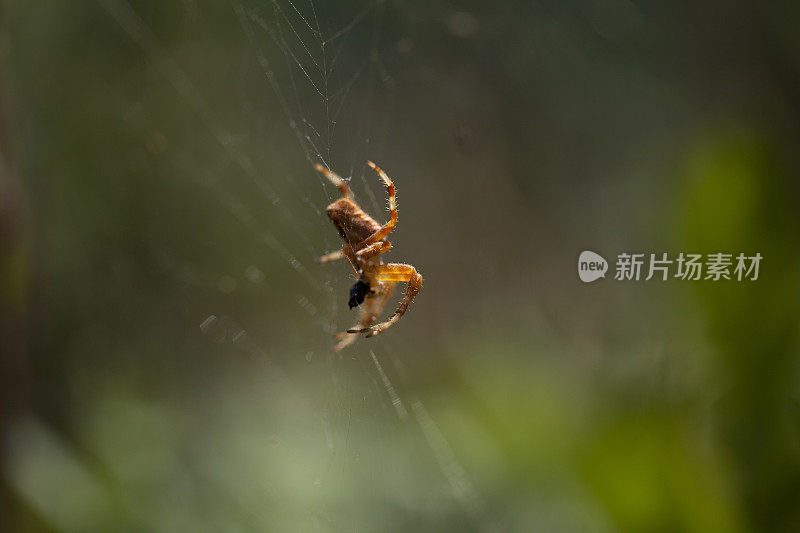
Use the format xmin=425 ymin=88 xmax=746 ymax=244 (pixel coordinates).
xmin=381 ymin=344 xmax=497 ymax=532
xmin=370 ymin=349 xmax=408 ymax=421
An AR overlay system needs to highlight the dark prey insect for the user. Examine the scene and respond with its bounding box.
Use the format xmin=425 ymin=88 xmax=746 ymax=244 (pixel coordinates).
xmin=315 ymin=161 xmax=423 ymax=352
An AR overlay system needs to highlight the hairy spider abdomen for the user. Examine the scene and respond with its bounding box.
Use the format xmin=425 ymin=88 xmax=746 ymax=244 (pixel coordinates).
xmin=327 ymin=198 xmax=381 ymax=245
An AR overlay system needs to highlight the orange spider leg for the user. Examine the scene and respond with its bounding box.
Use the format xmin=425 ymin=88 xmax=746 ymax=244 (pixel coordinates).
xmin=348 ymin=263 xmax=422 ymax=337
xmin=356 ymin=240 xmax=392 ymax=259
xmin=314 ymin=163 xmax=352 ymax=200
xmin=355 ymin=160 xmax=397 ymax=250
xmin=333 ymin=281 xmax=397 ymax=352
xmin=319 ymin=241 xmax=359 ymax=264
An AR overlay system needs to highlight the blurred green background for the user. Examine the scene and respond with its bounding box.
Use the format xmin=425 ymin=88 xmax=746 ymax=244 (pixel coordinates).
xmin=2 ymin=1 xmax=800 ymax=531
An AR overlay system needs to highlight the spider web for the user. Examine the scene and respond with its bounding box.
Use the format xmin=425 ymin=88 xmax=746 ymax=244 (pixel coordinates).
xmin=95 ymin=0 xmax=493 ymax=530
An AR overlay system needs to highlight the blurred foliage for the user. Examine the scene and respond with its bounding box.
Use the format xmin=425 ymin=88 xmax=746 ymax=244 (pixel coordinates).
xmin=681 ymin=128 xmax=800 ymax=530
xmin=2 ymin=1 xmax=800 ymax=532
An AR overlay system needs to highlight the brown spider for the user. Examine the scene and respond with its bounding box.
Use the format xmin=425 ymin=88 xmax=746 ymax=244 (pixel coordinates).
xmin=315 ymin=161 xmax=423 ymax=352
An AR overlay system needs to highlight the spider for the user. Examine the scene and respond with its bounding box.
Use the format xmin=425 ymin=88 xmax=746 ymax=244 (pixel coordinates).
xmin=315 ymin=161 xmax=423 ymax=352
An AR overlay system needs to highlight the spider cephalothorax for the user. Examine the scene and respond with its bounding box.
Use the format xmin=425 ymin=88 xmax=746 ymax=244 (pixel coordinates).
xmin=316 ymin=161 xmax=423 ymax=352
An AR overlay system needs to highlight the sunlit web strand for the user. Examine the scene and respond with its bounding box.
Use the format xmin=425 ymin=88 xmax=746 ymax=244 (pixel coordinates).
xmin=231 ymin=3 xmax=326 ymax=169
xmin=270 ymin=0 xmax=322 ymax=71
xmin=248 ymin=9 xmax=330 ymax=168
xmin=256 ymin=10 xmax=325 ymax=97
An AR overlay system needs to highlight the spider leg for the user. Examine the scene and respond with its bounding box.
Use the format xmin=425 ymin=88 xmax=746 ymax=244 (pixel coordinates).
xmin=320 ymin=243 xmax=362 ymax=275
xmin=314 ymin=163 xmax=352 ymax=200
xmin=348 ymin=263 xmax=422 ymax=337
xmin=318 ymin=249 xmax=345 ymax=263
xmin=333 ymin=281 xmax=397 ymax=352
xmin=356 ymin=240 xmax=392 ymax=260
xmin=355 ymin=161 xmax=397 ymax=251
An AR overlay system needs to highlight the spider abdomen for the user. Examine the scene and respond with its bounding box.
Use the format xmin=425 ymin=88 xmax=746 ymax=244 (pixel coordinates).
xmin=326 ymin=198 xmax=381 ymax=245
